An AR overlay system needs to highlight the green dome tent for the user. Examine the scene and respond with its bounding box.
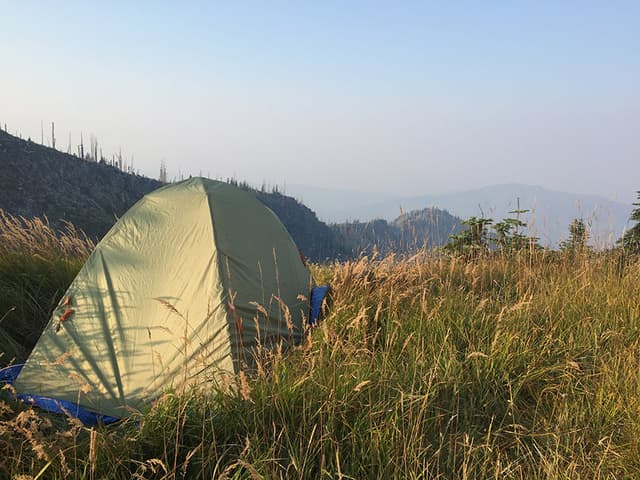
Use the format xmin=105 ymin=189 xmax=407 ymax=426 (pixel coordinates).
xmin=13 ymin=177 xmax=312 ymax=420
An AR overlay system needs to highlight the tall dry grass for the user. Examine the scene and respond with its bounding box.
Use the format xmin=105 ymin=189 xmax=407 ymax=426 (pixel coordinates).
xmin=0 ymin=210 xmax=92 ymax=365
xmin=0 ymin=210 xmax=94 ymax=261
xmin=2 ymin=241 xmax=639 ymax=478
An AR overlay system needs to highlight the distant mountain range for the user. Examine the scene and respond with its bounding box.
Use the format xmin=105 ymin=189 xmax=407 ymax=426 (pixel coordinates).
xmin=3 ymin=126 xmax=630 ymax=254
xmin=286 ymin=184 xmax=635 ymax=247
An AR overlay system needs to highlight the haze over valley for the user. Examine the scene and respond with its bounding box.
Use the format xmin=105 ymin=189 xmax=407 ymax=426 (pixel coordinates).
xmin=286 ymin=183 xmax=633 ymax=247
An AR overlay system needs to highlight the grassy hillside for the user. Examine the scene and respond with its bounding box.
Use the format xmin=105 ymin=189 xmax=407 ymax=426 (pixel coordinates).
xmin=1 ymin=214 xmax=640 ymax=478
xmin=0 ymin=129 xmax=347 ymax=261
xmin=0 ymin=129 xmax=160 ymax=238
xmin=0 ymin=129 xmax=462 ymax=261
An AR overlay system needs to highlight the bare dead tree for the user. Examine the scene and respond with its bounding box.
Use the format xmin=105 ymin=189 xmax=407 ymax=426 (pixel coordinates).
xmin=90 ymin=135 xmax=98 ymax=162
xmin=159 ymin=161 xmax=168 ymax=183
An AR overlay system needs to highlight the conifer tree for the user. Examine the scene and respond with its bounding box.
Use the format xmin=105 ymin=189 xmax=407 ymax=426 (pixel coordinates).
xmin=443 ymin=216 xmax=493 ymax=256
xmin=560 ymin=218 xmax=589 ymax=253
xmin=618 ymin=192 xmax=640 ymax=254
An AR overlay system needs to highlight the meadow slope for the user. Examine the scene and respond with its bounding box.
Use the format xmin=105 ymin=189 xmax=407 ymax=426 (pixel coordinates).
xmin=1 ymin=213 xmax=640 ymax=479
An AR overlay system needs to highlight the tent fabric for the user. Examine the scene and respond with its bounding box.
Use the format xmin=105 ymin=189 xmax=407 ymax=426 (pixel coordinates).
xmin=14 ymin=178 xmax=312 ymax=419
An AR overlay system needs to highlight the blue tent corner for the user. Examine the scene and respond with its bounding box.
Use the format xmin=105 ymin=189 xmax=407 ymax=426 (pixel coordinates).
xmin=0 ymin=363 xmax=119 ymax=426
xmin=309 ymin=285 xmax=331 ymax=326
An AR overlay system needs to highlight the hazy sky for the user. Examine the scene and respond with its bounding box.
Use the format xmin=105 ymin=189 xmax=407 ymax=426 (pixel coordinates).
xmin=2 ymin=2 xmax=638 ymax=202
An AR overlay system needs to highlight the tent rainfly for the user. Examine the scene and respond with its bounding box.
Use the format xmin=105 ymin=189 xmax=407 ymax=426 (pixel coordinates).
xmin=11 ymin=177 xmax=313 ymax=421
